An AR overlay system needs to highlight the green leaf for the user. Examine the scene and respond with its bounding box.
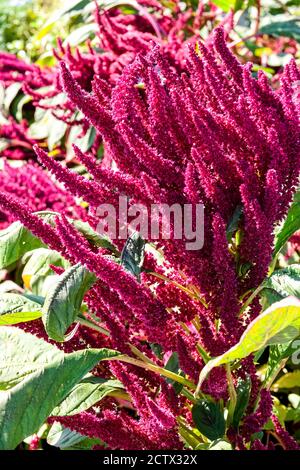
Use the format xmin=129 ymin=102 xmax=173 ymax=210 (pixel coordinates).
xmin=232 ymin=377 xmax=251 ymax=429
xmin=274 ymin=191 xmax=300 ymax=257
xmin=15 ymin=94 xmax=32 ymax=122
xmin=165 ymin=352 xmax=183 ymax=394
xmin=3 ymin=83 xmax=22 ymax=113
xmin=264 ymin=265 xmax=300 ymax=305
xmin=259 ymin=20 xmax=300 ymax=42
xmin=210 ymin=0 xmax=237 ymax=12
xmin=64 ymin=23 xmax=98 ymax=46
xmin=0 ymin=293 xmax=42 ymax=325
xmin=121 ymin=232 xmax=145 ymax=281
xmin=264 ymin=341 xmax=297 ymax=388
xmin=36 ymin=0 xmax=91 ymax=40
xmin=208 ymin=439 xmax=232 ymax=450
xmin=192 ymin=400 xmax=226 ymax=441
xmin=42 ymin=263 xmax=96 ymax=342
xmin=198 ymin=297 xmax=300 ymax=387
xmin=226 ymin=205 xmax=243 ymax=242
xmin=52 ymin=375 xmax=124 ymax=416
xmin=73 ymin=220 xmax=117 ymax=253
xmin=21 ymin=248 xmax=69 ymax=295
xmin=0 ymin=221 xmax=44 ymax=270
xmin=74 ymin=126 xmax=97 ymax=153
xmin=0 ymin=327 xmax=120 ymax=449
xmin=272 ymin=371 xmax=300 ymax=392
xmin=47 ymin=422 xmax=86 ymax=449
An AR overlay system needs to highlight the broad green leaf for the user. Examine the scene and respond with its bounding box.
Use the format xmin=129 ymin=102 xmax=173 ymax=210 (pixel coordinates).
xmin=192 ymin=400 xmax=226 ymax=441
xmin=0 ymin=293 xmax=42 ymax=325
xmin=208 ymin=439 xmax=232 ymax=450
xmin=232 ymin=377 xmax=251 ymax=429
xmin=259 ymin=20 xmax=300 ymax=42
xmin=0 ymin=327 xmax=120 ymax=449
xmin=272 ymin=371 xmax=300 ymax=392
xmin=264 ymin=265 xmax=300 ymax=302
xmin=121 ymin=232 xmax=145 ymax=281
xmin=274 ymin=191 xmax=300 ymax=256
xmin=22 ymin=248 xmax=69 ymax=294
xmin=42 ymin=263 xmax=96 ymax=342
xmin=198 ymin=298 xmax=300 ymax=386
xmin=52 ymin=375 xmax=124 ymax=416
xmin=47 ymin=422 xmax=86 ymax=449
xmin=0 ymin=221 xmax=44 ymax=270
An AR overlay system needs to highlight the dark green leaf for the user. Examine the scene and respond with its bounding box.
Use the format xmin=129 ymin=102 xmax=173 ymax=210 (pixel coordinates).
xmin=121 ymin=232 xmax=145 ymax=281
xmin=73 ymin=220 xmax=118 ymax=253
xmin=192 ymin=400 xmax=226 ymax=441
xmin=226 ymin=205 xmax=243 ymax=242
xmin=165 ymin=352 xmax=183 ymax=394
xmin=259 ymin=20 xmax=300 ymax=42
xmin=232 ymin=377 xmax=251 ymax=429
xmin=42 ymin=263 xmax=96 ymax=342
xmin=274 ymin=191 xmax=300 ymax=257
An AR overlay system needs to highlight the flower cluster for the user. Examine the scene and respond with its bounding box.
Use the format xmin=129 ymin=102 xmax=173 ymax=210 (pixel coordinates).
xmin=0 ymin=161 xmax=86 ymax=229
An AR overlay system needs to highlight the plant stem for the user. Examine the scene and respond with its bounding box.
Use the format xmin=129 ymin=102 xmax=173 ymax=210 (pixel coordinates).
xmin=108 ymin=354 xmax=196 ymax=390
xmin=226 ymin=364 xmax=237 ymax=426
xmin=128 ymin=344 xmax=157 ymax=365
xmin=77 ymin=314 xmax=110 ymax=337
xmin=263 ymin=357 xmax=289 ymax=390
xmin=239 ymin=284 xmax=264 ymax=316
xmin=149 ymin=271 xmax=208 ymax=307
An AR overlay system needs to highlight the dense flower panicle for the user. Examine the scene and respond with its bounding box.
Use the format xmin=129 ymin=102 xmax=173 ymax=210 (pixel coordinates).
xmin=241 ymin=389 xmax=273 ymax=440
xmin=54 ymin=215 xmax=176 ymax=348
xmin=271 ymin=415 xmax=300 ymax=450
xmin=0 ymin=191 xmax=66 ymax=254
xmin=0 ymin=161 xmax=86 ymax=229
xmin=251 ymin=440 xmax=275 ymax=450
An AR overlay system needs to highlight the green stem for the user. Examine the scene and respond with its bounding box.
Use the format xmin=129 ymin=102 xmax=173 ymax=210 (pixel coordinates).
xmin=196 ymin=343 xmax=210 ymax=364
xmin=181 ymin=387 xmax=198 ymax=404
xmin=108 ymin=354 xmax=196 ymax=390
xmin=77 ymin=314 xmax=110 ymax=337
xmin=128 ymin=344 xmax=157 ymax=365
xmin=226 ymin=364 xmax=237 ymax=427
xmin=239 ymin=284 xmax=264 ymax=317
xmin=263 ymin=357 xmax=289 ymax=391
